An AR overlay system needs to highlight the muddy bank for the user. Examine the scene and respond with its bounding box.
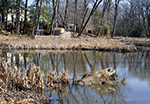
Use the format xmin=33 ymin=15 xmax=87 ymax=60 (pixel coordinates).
xmin=0 ymin=36 xmax=150 ymax=52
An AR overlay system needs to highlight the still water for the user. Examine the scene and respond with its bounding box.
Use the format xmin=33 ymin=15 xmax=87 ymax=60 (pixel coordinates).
xmin=3 ymin=50 xmax=150 ymax=104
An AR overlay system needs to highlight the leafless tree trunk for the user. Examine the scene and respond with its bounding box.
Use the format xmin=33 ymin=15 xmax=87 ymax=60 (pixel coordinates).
xmin=125 ymin=19 xmax=129 ymax=37
xmin=107 ymin=0 xmax=112 ymax=25
xmin=50 ymin=0 xmax=56 ymax=34
xmin=16 ymin=0 xmax=21 ymax=35
xmin=101 ymin=0 xmax=110 ymax=25
xmin=1 ymin=0 xmax=4 ymax=23
xmin=73 ymin=0 xmax=78 ymax=36
xmin=36 ymin=0 xmax=43 ymax=34
xmin=142 ymin=16 xmax=149 ymax=37
xmin=23 ymin=0 xmax=28 ymax=34
xmin=145 ymin=3 xmax=150 ymax=37
xmin=137 ymin=0 xmax=150 ymax=37
xmin=77 ymin=0 xmax=103 ymax=37
xmin=5 ymin=3 xmax=8 ymax=30
xmin=80 ymin=0 xmax=90 ymax=32
xmin=111 ymin=0 xmax=121 ymax=38
xmin=97 ymin=0 xmax=111 ymax=37
xmin=123 ymin=5 xmax=130 ymax=37
xmin=64 ymin=0 xmax=69 ymax=29
xmin=11 ymin=9 xmax=14 ymax=32
xmin=32 ymin=0 xmax=40 ymax=35
xmin=55 ymin=0 xmax=60 ymax=28
xmin=56 ymin=0 xmax=69 ymax=29
xmin=49 ymin=0 xmax=59 ymax=34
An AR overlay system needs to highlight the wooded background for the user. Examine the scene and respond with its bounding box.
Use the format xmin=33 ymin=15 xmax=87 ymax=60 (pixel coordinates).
xmin=0 ymin=0 xmax=150 ymax=38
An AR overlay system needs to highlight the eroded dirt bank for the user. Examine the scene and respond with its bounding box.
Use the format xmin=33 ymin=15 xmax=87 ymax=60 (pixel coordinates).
xmin=0 ymin=35 xmax=150 ymax=52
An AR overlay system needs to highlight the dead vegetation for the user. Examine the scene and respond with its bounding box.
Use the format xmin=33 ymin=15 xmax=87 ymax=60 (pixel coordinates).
xmin=1 ymin=36 xmax=148 ymax=52
xmin=0 ymin=87 xmax=49 ymax=103
xmin=76 ymin=68 xmax=126 ymax=86
xmin=0 ymin=61 xmax=69 ymax=91
xmin=0 ymin=60 xmax=70 ymax=103
xmin=0 ymin=60 xmax=126 ymax=103
xmin=0 ymin=34 xmax=150 ymax=52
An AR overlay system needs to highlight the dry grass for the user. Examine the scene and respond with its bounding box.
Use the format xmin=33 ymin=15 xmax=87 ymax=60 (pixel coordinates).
xmin=0 ymin=34 xmax=150 ymax=52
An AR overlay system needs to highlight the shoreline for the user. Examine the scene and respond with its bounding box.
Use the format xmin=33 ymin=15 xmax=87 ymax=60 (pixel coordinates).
xmin=0 ymin=36 xmax=150 ymax=53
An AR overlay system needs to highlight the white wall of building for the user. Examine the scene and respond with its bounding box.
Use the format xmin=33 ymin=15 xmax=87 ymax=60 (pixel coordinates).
xmin=7 ymin=10 xmax=30 ymax=23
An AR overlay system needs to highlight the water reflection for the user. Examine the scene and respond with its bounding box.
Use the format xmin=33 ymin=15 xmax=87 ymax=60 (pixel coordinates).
xmin=2 ymin=50 xmax=150 ymax=104
xmin=42 ymin=84 xmax=127 ymax=104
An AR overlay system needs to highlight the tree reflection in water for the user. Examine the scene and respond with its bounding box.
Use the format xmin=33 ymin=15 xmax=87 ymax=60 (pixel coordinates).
xmin=3 ymin=50 xmax=150 ymax=104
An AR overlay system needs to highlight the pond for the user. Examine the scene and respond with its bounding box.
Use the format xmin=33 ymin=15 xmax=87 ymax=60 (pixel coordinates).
xmin=2 ymin=50 xmax=150 ymax=104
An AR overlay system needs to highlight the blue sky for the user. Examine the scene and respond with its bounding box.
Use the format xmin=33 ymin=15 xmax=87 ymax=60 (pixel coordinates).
xmin=28 ymin=0 xmax=34 ymax=6
xmin=23 ymin=0 xmax=34 ymax=6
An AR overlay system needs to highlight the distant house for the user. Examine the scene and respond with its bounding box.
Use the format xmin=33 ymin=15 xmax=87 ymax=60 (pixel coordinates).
xmin=0 ymin=0 xmax=30 ymax=23
xmin=53 ymin=28 xmax=65 ymax=35
xmin=7 ymin=10 xmax=30 ymax=23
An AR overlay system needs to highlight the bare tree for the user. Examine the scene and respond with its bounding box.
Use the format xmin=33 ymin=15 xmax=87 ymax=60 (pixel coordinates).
xmin=1 ymin=0 xmax=4 ymax=23
xmin=106 ymin=0 xmax=112 ymax=25
xmin=118 ymin=0 xmax=149 ymax=37
xmin=23 ymin=0 xmax=28 ymax=34
xmin=139 ymin=0 xmax=150 ymax=37
xmin=16 ymin=0 xmax=21 ymax=35
xmin=111 ymin=0 xmax=121 ymax=38
xmin=117 ymin=0 xmax=141 ymax=37
xmin=32 ymin=0 xmax=40 ymax=35
xmin=80 ymin=0 xmax=90 ymax=32
xmin=74 ymin=0 xmax=78 ymax=34
xmin=36 ymin=0 xmax=43 ymax=33
xmin=77 ymin=0 xmax=103 ymax=37
xmin=49 ymin=0 xmax=59 ymax=34
xmin=97 ymin=0 xmax=112 ymax=37
xmin=123 ymin=4 xmax=130 ymax=37
xmin=64 ymin=0 xmax=69 ymax=29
